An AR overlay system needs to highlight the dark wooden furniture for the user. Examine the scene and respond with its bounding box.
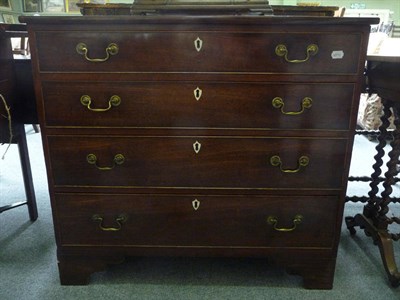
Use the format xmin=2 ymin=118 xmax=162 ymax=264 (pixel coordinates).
xmin=22 ymin=14 xmax=377 ymax=289
xmin=0 ymin=24 xmax=38 ymax=221
xmin=346 ymin=40 xmax=400 ymax=287
xmin=272 ymin=5 xmax=339 ymax=16
xmin=77 ymin=0 xmax=273 ymax=16
xmin=76 ymin=2 xmax=337 ymax=16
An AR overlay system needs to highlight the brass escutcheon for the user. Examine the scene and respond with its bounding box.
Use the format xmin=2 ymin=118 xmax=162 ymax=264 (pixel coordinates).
xmin=80 ymin=95 xmax=121 ymax=112
xmin=92 ymin=214 xmax=128 ymax=231
xmin=275 ymin=44 xmax=319 ymax=63
xmin=267 ymin=214 xmax=304 ymax=232
xmin=272 ymin=97 xmax=312 ymax=115
xmin=76 ymin=42 xmax=119 ymax=62
xmin=86 ymin=153 xmax=125 ymax=171
xmin=270 ymin=155 xmax=309 ymax=173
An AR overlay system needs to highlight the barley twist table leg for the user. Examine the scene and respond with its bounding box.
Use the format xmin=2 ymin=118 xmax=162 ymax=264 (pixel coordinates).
xmin=346 ymin=98 xmax=400 ymax=287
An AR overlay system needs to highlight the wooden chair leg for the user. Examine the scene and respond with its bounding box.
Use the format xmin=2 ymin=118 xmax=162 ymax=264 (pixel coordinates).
xmin=17 ymin=125 xmax=38 ymax=221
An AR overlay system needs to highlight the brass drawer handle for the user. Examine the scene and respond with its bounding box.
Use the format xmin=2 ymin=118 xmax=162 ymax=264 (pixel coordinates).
xmin=270 ymin=155 xmax=309 ymax=173
xmin=275 ymin=44 xmax=318 ymax=63
xmin=86 ymin=153 xmax=125 ymax=171
xmin=92 ymin=214 xmax=128 ymax=232
xmin=267 ymin=214 xmax=303 ymax=232
xmin=76 ymin=42 xmax=119 ymax=62
xmin=272 ymin=97 xmax=312 ymax=115
xmin=80 ymin=95 xmax=121 ymax=112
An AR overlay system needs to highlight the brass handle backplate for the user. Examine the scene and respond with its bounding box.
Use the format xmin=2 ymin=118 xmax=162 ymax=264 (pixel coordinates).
xmin=267 ymin=214 xmax=303 ymax=232
xmin=86 ymin=153 xmax=125 ymax=171
xmin=270 ymin=155 xmax=309 ymax=173
xmin=76 ymin=42 xmax=119 ymax=62
xmin=92 ymin=214 xmax=128 ymax=231
xmin=272 ymin=97 xmax=312 ymax=115
xmin=275 ymin=44 xmax=318 ymax=63
xmin=80 ymin=95 xmax=121 ymax=112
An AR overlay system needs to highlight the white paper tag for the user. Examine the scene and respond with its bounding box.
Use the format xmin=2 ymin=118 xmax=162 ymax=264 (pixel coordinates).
xmin=331 ymin=50 xmax=345 ymax=59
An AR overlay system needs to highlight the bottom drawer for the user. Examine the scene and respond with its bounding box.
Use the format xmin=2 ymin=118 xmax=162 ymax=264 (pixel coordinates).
xmin=55 ymin=193 xmax=339 ymax=248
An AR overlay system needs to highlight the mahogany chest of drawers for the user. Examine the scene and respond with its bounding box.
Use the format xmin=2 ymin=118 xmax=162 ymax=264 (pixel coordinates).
xmin=22 ymin=15 xmax=376 ymax=289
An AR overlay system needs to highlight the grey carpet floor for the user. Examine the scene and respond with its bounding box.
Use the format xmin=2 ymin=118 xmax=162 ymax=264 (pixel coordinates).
xmin=1 ymin=127 xmax=400 ymax=299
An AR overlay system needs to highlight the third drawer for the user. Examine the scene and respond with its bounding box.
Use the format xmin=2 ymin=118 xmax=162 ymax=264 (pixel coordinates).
xmin=47 ymin=135 xmax=349 ymax=189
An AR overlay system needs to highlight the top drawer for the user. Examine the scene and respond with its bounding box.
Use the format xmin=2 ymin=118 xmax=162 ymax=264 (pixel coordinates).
xmin=35 ymin=31 xmax=362 ymax=74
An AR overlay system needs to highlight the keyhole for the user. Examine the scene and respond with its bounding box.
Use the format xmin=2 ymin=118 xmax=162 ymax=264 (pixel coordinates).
xmin=193 ymin=141 xmax=201 ymax=154
xmin=194 ymin=87 xmax=202 ymax=101
xmin=192 ymin=199 xmax=200 ymax=211
xmin=194 ymin=37 xmax=203 ymax=52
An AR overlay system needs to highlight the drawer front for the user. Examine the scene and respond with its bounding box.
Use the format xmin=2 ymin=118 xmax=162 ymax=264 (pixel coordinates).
xmin=42 ymin=81 xmax=355 ymax=130
xmin=55 ymin=193 xmax=338 ymax=248
xmin=36 ymin=31 xmax=361 ymax=74
xmin=48 ymin=136 xmax=347 ymax=189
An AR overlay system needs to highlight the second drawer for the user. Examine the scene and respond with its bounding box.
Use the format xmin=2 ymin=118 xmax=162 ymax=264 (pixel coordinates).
xmin=41 ymin=81 xmax=355 ymax=130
